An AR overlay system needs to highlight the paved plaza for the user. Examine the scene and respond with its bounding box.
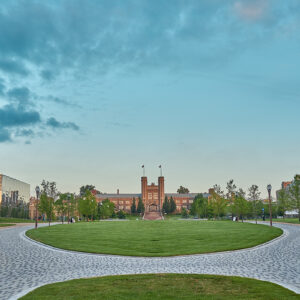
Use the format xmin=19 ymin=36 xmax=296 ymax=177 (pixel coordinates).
xmin=0 ymin=222 xmax=299 ymax=300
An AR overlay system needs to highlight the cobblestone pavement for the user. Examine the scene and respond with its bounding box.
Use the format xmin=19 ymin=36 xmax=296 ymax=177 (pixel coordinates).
xmin=0 ymin=222 xmax=299 ymax=300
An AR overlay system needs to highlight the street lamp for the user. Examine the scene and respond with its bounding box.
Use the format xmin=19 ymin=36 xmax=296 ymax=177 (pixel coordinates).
xmin=67 ymin=193 xmax=71 ymax=224
xmin=267 ymin=184 xmax=272 ymax=227
xmin=35 ymin=186 xmax=40 ymax=229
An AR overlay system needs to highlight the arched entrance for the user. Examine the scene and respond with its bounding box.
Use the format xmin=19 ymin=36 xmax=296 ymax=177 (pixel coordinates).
xmin=149 ymin=203 xmax=158 ymax=212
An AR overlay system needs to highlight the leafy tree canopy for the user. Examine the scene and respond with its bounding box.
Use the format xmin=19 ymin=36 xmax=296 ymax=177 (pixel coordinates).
xmin=177 ymin=186 xmax=189 ymax=194
xmin=80 ymin=185 xmax=101 ymax=196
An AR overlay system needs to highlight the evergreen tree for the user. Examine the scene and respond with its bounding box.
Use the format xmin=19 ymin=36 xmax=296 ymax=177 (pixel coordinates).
xmin=181 ymin=207 xmax=188 ymax=218
xmin=163 ymin=196 xmax=170 ymax=213
xmin=131 ymin=197 xmax=137 ymax=214
xmin=169 ymin=196 xmax=176 ymax=213
xmin=137 ymin=197 xmax=145 ymax=214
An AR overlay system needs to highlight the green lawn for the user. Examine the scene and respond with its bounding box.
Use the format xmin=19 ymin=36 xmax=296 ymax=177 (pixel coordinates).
xmin=20 ymin=274 xmax=300 ymax=300
xmin=26 ymin=220 xmax=282 ymax=256
xmin=0 ymin=223 xmax=15 ymax=227
xmin=272 ymin=218 xmax=300 ymax=224
xmin=0 ymin=217 xmax=35 ymax=223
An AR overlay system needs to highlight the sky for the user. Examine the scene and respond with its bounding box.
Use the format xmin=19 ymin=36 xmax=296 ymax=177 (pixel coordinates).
xmin=0 ymin=0 xmax=299 ymax=198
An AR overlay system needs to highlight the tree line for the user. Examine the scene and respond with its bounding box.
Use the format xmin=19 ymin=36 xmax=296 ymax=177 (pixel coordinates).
xmin=36 ymin=182 xmax=128 ymax=225
xmin=189 ymin=175 xmax=300 ymax=222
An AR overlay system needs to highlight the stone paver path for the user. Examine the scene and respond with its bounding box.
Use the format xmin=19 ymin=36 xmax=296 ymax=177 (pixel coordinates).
xmin=0 ymin=222 xmax=299 ymax=300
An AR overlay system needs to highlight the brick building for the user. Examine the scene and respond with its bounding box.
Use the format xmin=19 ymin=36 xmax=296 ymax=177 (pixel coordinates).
xmin=96 ymin=176 xmax=209 ymax=213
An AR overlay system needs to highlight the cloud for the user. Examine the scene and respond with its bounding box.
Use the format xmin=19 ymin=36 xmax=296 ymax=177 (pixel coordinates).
xmin=0 ymin=105 xmax=41 ymax=127
xmin=46 ymin=95 xmax=79 ymax=108
xmin=0 ymin=59 xmax=29 ymax=76
xmin=15 ymin=128 xmax=35 ymax=137
xmin=0 ymin=128 xmax=11 ymax=142
xmin=0 ymin=78 xmax=5 ymax=95
xmin=234 ymin=0 xmax=269 ymax=21
xmin=46 ymin=117 xmax=79 ymax=131
xmin=40 ymin=69 xmax=55 ymax=81
xmin=0 ymin=0 xmax=297 ymax=80
xmin=7 ymin=87 xmax=31 ymax=107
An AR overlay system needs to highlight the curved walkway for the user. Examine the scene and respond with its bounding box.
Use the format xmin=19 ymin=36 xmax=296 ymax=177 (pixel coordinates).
xmin=0 ymin=222 xmax=299 ymax=300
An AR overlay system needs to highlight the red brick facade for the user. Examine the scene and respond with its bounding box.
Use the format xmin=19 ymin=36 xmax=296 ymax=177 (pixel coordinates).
xmin=96 ymin=176 xmax=208 ymax=213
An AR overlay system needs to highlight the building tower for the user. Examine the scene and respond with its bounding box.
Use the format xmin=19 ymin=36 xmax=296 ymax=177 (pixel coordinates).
xmin=158 ymin=176 xmax=165 ymax=212
xmin=141 ymin=176 xmax=148 ymax=205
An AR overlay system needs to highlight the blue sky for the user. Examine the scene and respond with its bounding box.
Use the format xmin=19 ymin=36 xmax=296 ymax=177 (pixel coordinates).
xmin=0 ymin=0 xmax=299 ymax=197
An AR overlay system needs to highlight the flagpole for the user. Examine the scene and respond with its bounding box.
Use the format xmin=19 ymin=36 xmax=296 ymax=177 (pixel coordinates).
xmin=159 ymin=165 xmax=162 ymax=177
xmin=142 ymin=165 xmax=145 ymax=177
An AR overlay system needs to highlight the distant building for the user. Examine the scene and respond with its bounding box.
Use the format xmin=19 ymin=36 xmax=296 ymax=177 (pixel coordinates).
xmin=0 ymin=174 xmax=30 ymax=207
xmin=276 ymin=175 xmax=300 ymax=217
xmin=281 ymin=181 xmax=292 ymax=189
xmin=96 ymin=176 xmax=209 ymax=212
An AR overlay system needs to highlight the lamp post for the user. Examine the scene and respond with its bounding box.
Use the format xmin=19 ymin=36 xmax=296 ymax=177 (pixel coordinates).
xmin=35 ymin=186 xmax=40 ymax=229
xmin=267 ymin=184 xmax=272 ymax=227
xmin=67 ymin=193 xmax=71 ymax=224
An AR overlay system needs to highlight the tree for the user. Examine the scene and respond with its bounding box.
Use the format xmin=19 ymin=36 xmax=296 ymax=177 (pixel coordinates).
xmin=162 ymin=196 xmax=170 ymax=214
xmin=169 ymin=197 xmax=176 ymax=213
xmin=226 ymin=179 xmax=237 ymax=220
xmin=248 ymin=185 xmax=261 ymax=224
xmin=55 ymin=194 xmax=68 ymax=224
xmin=289 ymin=175 xmax=300 ymax=222
xmin=117 ymin=210 xmax=126 ymax=219
xmin=131 ymin=198 xmax=137 ymax=214
xmin=39 ymin=180 xmax=57 ymax=226
xmin=137 ymin=197 xmax=145 ymax=214
xmin=191 ymin=194 xmax=208 ymax=218
xmin=181 ymin=207 xmax=188 ymax=218
xmin=80 ymin=185 xmax=98 ymax=196
xmin=277 ymin=188 xmax=290 ymax=217
xmin=68 ymin=193 xmax=77 ymax=221
xmin=78 ymin=190 xmax=97 ymax=221
xmin=99 ymin=199 xmax=115 ymax=219
xmin=177 ymin=186 xmax=189 ymax=194
xmin=38 ymin=193 xmax=55 ymax=226
xmin=233 ymin=189 xmax=249 ymax=222
xmin=210 ymin=186 xmax=226 ymax=219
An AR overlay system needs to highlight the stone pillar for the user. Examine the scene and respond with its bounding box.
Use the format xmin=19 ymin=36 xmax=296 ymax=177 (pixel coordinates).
xmin=158 ymin=176 xmax=165 ymax=212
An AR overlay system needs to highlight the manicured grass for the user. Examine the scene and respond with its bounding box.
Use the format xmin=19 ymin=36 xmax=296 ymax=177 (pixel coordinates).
xmin=0 ymin=223 xmax=15 ymax=227
xmin=20 ymin=274 xmax=300 ymax=300
xmin=0 ymin=217 xmax=34 ymax=223
xmin=272 ymin=218 xmax=300 ymax=224
xmin=26 ymin=220 xmax=282 ymax=256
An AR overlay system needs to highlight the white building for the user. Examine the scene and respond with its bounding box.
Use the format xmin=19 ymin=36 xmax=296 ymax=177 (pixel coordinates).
xmin=0 ymin=174 xmax=30 ymax=206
